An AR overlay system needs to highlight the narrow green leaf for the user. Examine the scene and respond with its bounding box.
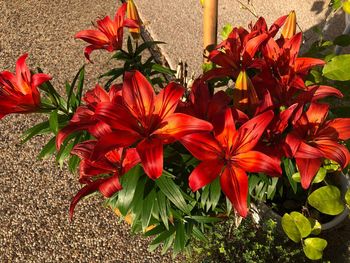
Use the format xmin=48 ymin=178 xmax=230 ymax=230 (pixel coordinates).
xmin=149 ymin=226 xmax=176 ymax=250
xmin=134 ymin=41 xmax=165 ymax=56
xmin=49 ymin=110 xmax=59 ymax=134
xmin=151 ymin=64 xmax=175 ymax=76
xmin=161 ymin=234 xmax=175 ymax=255
xmin=157 ymin=191 xmax=169 ymax=230
xmin=127 ymin=36 xmax=133 ymax=54
xmin=174 ymin=221 xmax=185 ymax=253
xmin=186 ymin=215 xmax=222 ymax=224
xmin=192 ymin=225 xmax=208 ymax=243
xmin=144 ymin=224 xmax=165 ymax=237
xmin=38 ymin=137 xmax=56 ymax=159
xmin=200 ymin=186 xmax=210 ymax=209
xmin=209 ymin=177 xmax=221 ymax=211
xmin=303 ymin=237 xmax=327 ymax=260
xmin=283 ymin=158 xmax=298 ymax=193
xmin=308 ymin=185 xmax=345 ymax=215
xmin=99 ymin=68 xmax=124 ymax=79
xmin=221 ymin=24 xmax=233 ymax=40
xmin=21 ymin=121 xmax=51 ymax=143
xmin=117 ymin=165 xmax=142 ymax=215
xmin=142 ymin=190 xmax=156 ymax=231
xmin=68 ymin=155 xmax=80 ymax=173
xmin=156 ymin=173 xmax=190 ymax=214
xmin=75 ymin=66 xmax=85 ymax=106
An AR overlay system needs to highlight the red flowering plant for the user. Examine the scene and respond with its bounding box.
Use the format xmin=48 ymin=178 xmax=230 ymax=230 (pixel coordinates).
xmin=2 ymin=1 xmax=350 ymax=261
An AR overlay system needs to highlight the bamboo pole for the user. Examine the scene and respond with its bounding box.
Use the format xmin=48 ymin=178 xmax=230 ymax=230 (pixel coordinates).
xmin=203 ymin=0 xmax=218 ymax=63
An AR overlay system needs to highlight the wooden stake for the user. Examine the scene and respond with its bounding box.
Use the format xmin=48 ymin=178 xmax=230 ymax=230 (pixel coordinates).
xmin=203 ymin=0 xmax=218 ymax=63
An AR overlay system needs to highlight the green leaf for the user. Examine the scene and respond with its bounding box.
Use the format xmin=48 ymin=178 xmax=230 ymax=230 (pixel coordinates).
xmin=331 ymin=0 xmax=342 ymax=10
xmin=192 ymin=225 xmax=208 ymax=243
xmin=127 ymin=36 xmax=133 ymax=54
xmin=135 ymin=41 xmax=165 ymax=56
xmin=151 ymin=64 xmax=175 ymax=76
xmin=283 ymin=158 xmax=298 ymax=193
xmin=202 ymin=62 xmax=214 ymax=73
xmin=303 ymin=237 xmax=327 ymax=260
xmin=149 ymin=226 xmax=176 ymax=251
xmin=345 ymin=188 xmax=350 ymax=206
xmin=75 ymin=66 xmax=85 ymax=106
xmin=157 ymin=191 xmax=169 ymax=230
xmin=117 ymin=165 xmax=142 ymax=215
xmin=323 ymin=54 xmax=350 ymax=81
xmin=38 ymin=137 xmax=56 ymax=159
xmin=99 ymin=68 xmax=124 ymax=79
xmin=142 ymin=190 xmax=156 ymax=231
xmin=343 ymin=1 xmax=350 ymax=13
xmin=161 ymin=233 xmax=175 ymax=255
xmin=208 ymin=177 xmax=221 ymax=210
xmin=313 ymin=167 xmax=327 ymax=183
xmin=334 ymin=34 xmax=350 ymax=47
xmin=282 ymin=212 xmax=311 ymax=243
xmin=49 ymin=110 xmax=59 ymax=134
xmin=308 ymin=218 xmax=322 ymax=235
xmin=221 ymin=24 xmax=233 ymax=40
xmin=144 ymin=224 xmax=165 ymax=236
xmin=186 ymin=215 xmax=222 ymax=224
xmin=292 ymin=172 xmax=301 ymax=182
xmin=21 ymin=121 xmax=50 ymax=143
xmin=68 ymin=155 xmax=80 ymax=173
xmin=174 ymin=221 xmax=185 ymax=253
xmin=156 ymin=173 xmax=190 ymax=214
xmin=308 ymin=185 xmax=345 ymax=215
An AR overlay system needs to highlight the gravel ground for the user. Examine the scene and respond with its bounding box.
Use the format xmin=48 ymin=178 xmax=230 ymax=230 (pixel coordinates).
xmin=0 ymin=0 xmax=180 ymax=262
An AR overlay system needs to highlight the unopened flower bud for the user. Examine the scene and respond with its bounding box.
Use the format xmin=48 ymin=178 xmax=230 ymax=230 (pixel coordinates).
xmin=127 ymin=0 xmax=141 ymax=40
xmin=281 ymin=11 xmax=296 ymax=39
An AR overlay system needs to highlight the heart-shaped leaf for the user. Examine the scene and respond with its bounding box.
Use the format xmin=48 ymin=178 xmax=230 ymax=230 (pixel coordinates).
xmin=323 ymin=54 xmax=350 ymax=81
xmin=282 ymin=212 xmax=311 ymax=243
xmin=308 ymin=218 xmax=322 ymax=235
xmin=307 ymin=185 xmax=345 ymax=215
xmin=303 ymin=237 xmax=327 ymax=260
xmin=345 ymin=188 xmax=350 ymax=207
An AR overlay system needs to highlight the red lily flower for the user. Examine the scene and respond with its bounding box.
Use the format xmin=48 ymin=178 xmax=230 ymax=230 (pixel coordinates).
xmin=56 ymin=84 xmax=122 ymax=149
xmin=179 ymin=109 xmax=281 ymax=217
xmin=69 ymin=140 xmax=140 ymax=219
xmin=75 ymin=3 xmax=138 ymax=61
xmin=286 ymin=103 xmax=350 ymax=189
xmin=0 ymin=54 xmax=51 ymax=119
xmin=93 ymin=70 xmax=213 ymax=180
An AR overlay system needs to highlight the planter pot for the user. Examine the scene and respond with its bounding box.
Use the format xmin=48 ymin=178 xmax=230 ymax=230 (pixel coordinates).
xmin=251 ymin=173 xmax=350 ymax=232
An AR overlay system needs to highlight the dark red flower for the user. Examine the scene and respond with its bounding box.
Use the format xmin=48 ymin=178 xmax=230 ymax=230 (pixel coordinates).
xmin=0 ymin=54 xmax=51 ymax=119
xmin=56 ymin=84 xmax=122 ymax=149
xmin=75 ymin=3 xmax=138 ymax=61
xmin=180 ymin=109 xmax=281 ymax=217
xmin=93 ymin=70 xmax=213 ymax=180
xmin=69 ymin=140 xmax=140 ymax=219
xmin=286 ymin=103 xmax=350 ymax=189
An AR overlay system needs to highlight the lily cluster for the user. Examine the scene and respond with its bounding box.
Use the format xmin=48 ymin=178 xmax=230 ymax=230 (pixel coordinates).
xmin=1 ymin=1 xmax=350 ymax=259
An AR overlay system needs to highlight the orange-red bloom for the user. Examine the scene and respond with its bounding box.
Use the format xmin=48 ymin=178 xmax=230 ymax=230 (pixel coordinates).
xmin=75 ymin=3 xmax=138 ymax=61
xmin=92 ymin=70 xmax=213 ymax=179
xmin=69 ymin=140 xmax=140 ymax=219
xmin=180 ymin=109 xmax=281 ymax=217
xmin=286 ymin=103 xmax=350 ymax=189
xmin=0 ymin=54 xmax=51 ymax=119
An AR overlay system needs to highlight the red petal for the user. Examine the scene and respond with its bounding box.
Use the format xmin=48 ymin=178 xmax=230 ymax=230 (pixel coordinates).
xmin=137 ymin=137 xmax=163 ymax=179
xmin=263 ymin=38 xmax=281 ymax=62
xmin=71 ymin=140 xmax=96 ymax=159
xmin=294 ymin=142 xmax=323 ymax=158
xmin=233 ymin=151 xmax=282 ymax=176
xmin=208 ymin=50 xmax=238 ymax=69
xmin=220 ymin=166 xmax=248 ymax=217
xmin=122 ymin=148 xmax=141 ymax=173
xmin=244 ymin=33 xmax=268 ymax=58
xmin=213 ymin=108 xmax=237 ymax=149
xmin=155 ymin=113 xmax=213 ymax=138
xmin=75 ymin=30 xmax=109 ymax=46
xmin=94 ymin=102 xmax=138 ymax=132
xmin=207 ymin=90 xmax=231 ymax=120
xmin=123 ymin=70 xmax=155 ymax=121
xmin=296 ymin=158 xmax=322 ymax=189
xmin=91 ymin=131 xmax=140 ymax=160
xmin=202 ymin=67 xmax=238 ymax=81
xmin=179 ymin=133 xmax=222 ymax=161
xmin=69 ymin=180 xmax=102 ymax=220
xmin=32 ymin=73 xmax=52 ymax=88
xmin=326 ymin=118 xmax=350 ymax=140
xmin=83 ymin=85 xmax=110 ymax=105
xmin=16 ymin=53 xmax=31 ymax=84
xmin=154 ymin=82 xmax=184 ymax=119
xmin=189 ymin=159 xmax=224 ymax=191
xmin=306 ymin=103 xmax=328 ymax=124
xmin=235 ymin=110 xmax=274 ymax=153
xmin=285 ymin=133 xmax=303 ymax=157
xmin=315 ymin=139 xmax=350 ymax=168
xmin=295 ymin=57 xmax=325 ymax=73
xmin=269 ymin=15 xmax=288 ymax=36
xmin=98 ymin=174 xmax=122 ymax=198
